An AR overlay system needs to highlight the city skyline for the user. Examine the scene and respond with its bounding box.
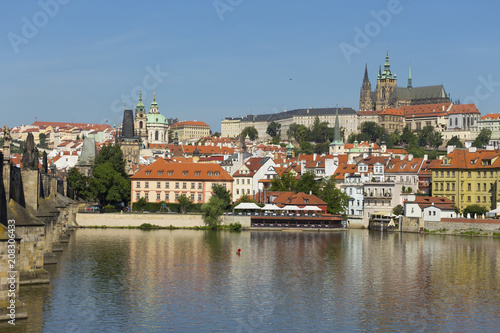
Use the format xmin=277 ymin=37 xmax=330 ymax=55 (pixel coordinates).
xmin=2 ymin=1 xmax=500 ymax=132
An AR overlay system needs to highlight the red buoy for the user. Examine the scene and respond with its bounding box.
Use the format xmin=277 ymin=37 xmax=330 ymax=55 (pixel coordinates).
xmin=236 ymin=248 xmax=241 ymax=255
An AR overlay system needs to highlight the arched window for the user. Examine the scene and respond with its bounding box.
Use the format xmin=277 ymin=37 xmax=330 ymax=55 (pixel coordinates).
xmin=455 ymin=118 xmax=458 ymax=126
xmin=155 ymin=131 xmax=159 ymax=141
xmin=139 ymin=121 xmax=143 ymax=129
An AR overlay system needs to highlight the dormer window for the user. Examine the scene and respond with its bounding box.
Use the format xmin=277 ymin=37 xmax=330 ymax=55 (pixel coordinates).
xmin=167 ymin=171 xmax=173 ymax=175
xmin=208 ymin=172 xmax=213 ymax=176
xmin=145 ymin=171 xmax=151 ymax=175
xmin=158 ymin=171 xmax=163 ymax=175
xmin=182 ymin=171 xmax=188 ymax=176
xmin=195 ymin=171 xmax=200 ymax=176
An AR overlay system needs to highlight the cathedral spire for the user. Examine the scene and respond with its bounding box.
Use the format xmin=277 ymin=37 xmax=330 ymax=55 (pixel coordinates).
xmin=334 ymin=105 xmax=341 ymax=143
xmin=363 ymin=63 xmax=369 ymax=82
xmin=381 ymin=49 xmax=393 ymax=79
xmin=407 ymin=63 xmax=413 ymax=90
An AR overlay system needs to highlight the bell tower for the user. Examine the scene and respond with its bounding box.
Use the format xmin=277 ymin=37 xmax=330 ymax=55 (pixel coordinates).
xmin=375 ymin=49 xmax=397 ymax=111
xmin=359 ymin=64 xmax=373 ymax=111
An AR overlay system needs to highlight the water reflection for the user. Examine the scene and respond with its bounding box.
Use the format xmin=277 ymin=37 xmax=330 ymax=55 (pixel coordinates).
xmin=3 ymin=229 xmax=500 ymax=332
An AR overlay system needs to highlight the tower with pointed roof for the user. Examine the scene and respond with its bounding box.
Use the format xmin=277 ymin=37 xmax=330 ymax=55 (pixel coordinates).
xmin=359 ymin=64 xmax=374 ymax=111
xmin=407 ymin=64 xmax=412 ymax=91
xmin=375 ymin=49 xmax=397 ymax=111
xmin=329 ymin=107 xmax=345 ymax=154
xmin=145 ymin=92 xmax=169 ymax=146
xmin=134 ymin=91 xmax=148 ymax=147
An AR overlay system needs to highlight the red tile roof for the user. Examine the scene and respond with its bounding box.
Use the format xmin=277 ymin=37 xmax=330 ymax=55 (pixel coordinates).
xmin=401 ymin=103 xmax=452 ymax=118
xmin=131 ymin=158 xmax=233 ymax=181
xmin=447 ymin=104 xmax=480 ymax=115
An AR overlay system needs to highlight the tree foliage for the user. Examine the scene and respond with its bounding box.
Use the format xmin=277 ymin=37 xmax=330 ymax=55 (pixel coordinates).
xmin=38 ymin=133 xmax=48 ymax=149
xmin=463 ymin=204 xmax=488 ymax=217
xmin=177 ymin=194 xmax=192 ymax=213
xmin=212 ymin=183 xmax=232 ymax=210
xmin=447 ymin=136 xmax=464 ymax=148
xmin=270 ymin=171 xmax=298 ymax=192
xmin=393 ymin=204 xmax=404 ymax=216
xmin=401 ymin=126 xmax=417 ymax=147
xmin=417 ymin=126 xmax=443 ymax=148
xmin=241 ymin=126 xmax=259 ymax=141
xmin=67 ymin=167 xmax=89 ymax=199
xmin=472 ymin=129 xmax=492 ymax=148
xmin=87 ymin=144 xmax=130 ymax=205
xmin=266 ymin=122 xmax=281 ymax=144
xmin=201 ymin=196 xmax=225 ymax=228
xmin=317 ymin=176 xmax=350 ymax=215
xmin=359 ymin=121 xmax=385 ymax=142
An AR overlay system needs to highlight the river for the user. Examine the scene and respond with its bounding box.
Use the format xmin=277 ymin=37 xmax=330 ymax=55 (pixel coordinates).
xmin=2 ymin=229 xmax=500 ymax=332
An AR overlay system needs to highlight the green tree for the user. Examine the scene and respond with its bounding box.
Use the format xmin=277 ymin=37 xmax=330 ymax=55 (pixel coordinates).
xmin=447 ymin=136 xmax=464 ymax=148
xmin=417 ymin=126 xmax=443 ymax=148
xmin=401 ymin=126 xmax=417 ymax=147
xmin=241 ymin=126 xmax=259 ymax=141
xmin=177 ymin=194 xmax=192 ymax=213
xmin=386 ymin=130 xmax=401 ymax=149
xmin=266 ymin=122 xmax=281 ymax=144
xmin=299 ymin=141 xmax=314 ymax=154
xmin=295 ymin=125 xmax=311 ymax=143
xmin=270 ymin=171 xmax=298 ymax=192
xmin=67 ymin=167 xmax=88 ymax=199
xmin=87 ymin=143 xmax=130 ymax=205
xmin=463 ymin=204 xmax=488 ymax=217
xmin=212 ymin=183 xmax=232 ymax=210
xmin=393 ymin=204 xmax=404 ymax=216
xmin=314 ymin=142 xmax=330 ymax=154
xmin=286 ymin=123 xmax=300 ymax=141
xmin=359 ymin=121 xmax=384 ymax=142
xmin=472 ymin=128 xmax=492 ymax=148
xmin=310 ymin=116 xmax=329 ymax=143
xmin=38 ymin=133 xmax=48 ymax=148
xmin=201 ymin=196 xmax=225 ymax=229
xmin=296 ymin=171 xmax=320 ymax=196
xmin=318 ymin=176 xmax=349 ymax=215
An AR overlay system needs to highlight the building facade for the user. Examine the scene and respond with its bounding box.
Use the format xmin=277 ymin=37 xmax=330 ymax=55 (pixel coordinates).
xmin=130 ymin=159 xmax=233 ymax=207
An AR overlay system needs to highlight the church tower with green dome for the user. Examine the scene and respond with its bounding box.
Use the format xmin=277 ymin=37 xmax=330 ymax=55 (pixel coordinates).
xmin=145 ymin=92 xmax=169 ymax=146
xmin=134 ymin=91 xmax=148 ymax=147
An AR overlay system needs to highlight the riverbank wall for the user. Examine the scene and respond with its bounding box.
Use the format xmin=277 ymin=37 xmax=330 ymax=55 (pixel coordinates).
xmin=76 ymin=213 xmax=252 ymax=228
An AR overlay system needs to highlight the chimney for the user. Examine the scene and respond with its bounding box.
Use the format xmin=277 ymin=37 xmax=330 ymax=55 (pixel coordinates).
xmin=447 ymin=145 xmax=455 ymax=154
xmin=408 ymin=154 xmax=413 ymax=161
xmin=313 ymin=153 xmax=317 ymax=161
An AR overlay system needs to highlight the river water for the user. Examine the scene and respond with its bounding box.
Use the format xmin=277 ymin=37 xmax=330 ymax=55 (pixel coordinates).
xmin=2 ymin=229 xmax=500 ymax=332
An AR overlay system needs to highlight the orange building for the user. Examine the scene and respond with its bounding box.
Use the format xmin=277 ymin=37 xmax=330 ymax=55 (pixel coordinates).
xmin=130 ymin=158 xmax=233 ymax=207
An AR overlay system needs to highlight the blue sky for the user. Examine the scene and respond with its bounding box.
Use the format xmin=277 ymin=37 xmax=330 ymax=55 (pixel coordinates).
xmin=2 ymin=0 xmax=500 ymax=132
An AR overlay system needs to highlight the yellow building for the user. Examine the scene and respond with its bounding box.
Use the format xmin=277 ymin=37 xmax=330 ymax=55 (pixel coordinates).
xmin=431 ymin=148 xmax=500 ymax=212
xmin=170 ymin=121 xmax=210 ymax=141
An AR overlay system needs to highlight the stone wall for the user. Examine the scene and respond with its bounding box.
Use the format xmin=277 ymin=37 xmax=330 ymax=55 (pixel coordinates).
xmin=425 ymin=219 xmax=500 ymax=232
xmin=76 ymin=213 xmax=253 ymax=228
xmin=401 ymin=216 xmax=423 ymax=233
xmin=21 ymin=170 xmax=39 ymax=211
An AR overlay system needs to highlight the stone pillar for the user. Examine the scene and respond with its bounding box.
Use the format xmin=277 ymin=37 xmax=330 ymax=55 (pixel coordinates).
xmin=21 ymin=169 xmax=39 ymax=211
xmin=3 ymin=140 xmax=10 ymax=202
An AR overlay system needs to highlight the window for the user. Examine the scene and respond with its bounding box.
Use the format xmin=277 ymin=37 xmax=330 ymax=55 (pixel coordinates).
xmin=452 ymin=183 xmax=455 ymax=191
xmin=433 ymin=211 xmax=436 ymax=216
xmin=446 ymin=183 xmax=450 ymax=191
xmin=136 ymin=182 xmax=141 ymax=188
xmin=191 ymin=194 xmax=195 ymax=201
xmin=223 ymin=183 xmax=226 ymax=188
xmin=157 ymin=193 xmax=161 ymax=200
xmin=165 ymin=182 xmax=169 ymax=189
xmin=483 ymin=183 xmax=487 ymax=191
xmin=428 ymin=211 xmax=431 ymax=216
xmin=145 ymin=182 xmax=149 ymax=189
xmin=247 ymin=179 xmax=250 ymax=184
xmin=146 ymin=171 xmax=151 ymax=175
xmin=183 ymin=183 xmax=187 ymax=189
xmin=157 ymin=182 xmax=161 ymax=189
xmin=468 ymin=183 xmax=471 ymax=191
xmin=183 ymin=171 xmax=188 ymax=176
xmin=477 ymin=196 xmax=480 ymax=203
xmin=247 ymin=189 xmax=250 ymax=194
xmin=447 ymin=171 xmax=450 ymax=177
xmin=136 ymin=193 xmax=140 ymax=200
xmin=191 ymin=183 xmax=195 ymax=189
xmin=208 ymin=172 xmax=213 ymax=176
xmin=483 ymin=196 xmax=487 ymax=203
xmin=167 ymin=171 xmax=173 ymax=175
xmin=468 ymin=171 xmax=471 ymax=178
xmin=158 ymin=171 xmax=163 ymax=176
xmin=215 ymin=172 xmax=220 ymax=176
xmin=236 ymin=189 xmax=239 ymax=195
xmin=198 ymin=194 xmax=202 ymax=202
xmin=236 ymin=179 xmax=239 ymax=184
xmin=165 ymin=193 xmax=169 ymax=201
xmin=477 ymin=184 xmax=480 ymax=191
xmin=198 ymin=183 xmax=202 ymax=189
xmin=467 ymin=196 xmax=471 ymax=202
xmin=175 ymin=193 xmax=179 ymax=200
xmin=452 ymin=171 xmax=455 ymax=177
xmin=145 ymin=193 xmax=149 ymax=200
xmin=175 ymin=182 xmax=179 ymax=189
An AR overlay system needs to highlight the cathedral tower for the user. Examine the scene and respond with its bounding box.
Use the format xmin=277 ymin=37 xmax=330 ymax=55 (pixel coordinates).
xmin=134 ymin=91 xmax=148 ymax=147
xmin=375 ymin=50 xmax=397 ymax=111
xmin=359 ymin=64 xmax=373 ymax=111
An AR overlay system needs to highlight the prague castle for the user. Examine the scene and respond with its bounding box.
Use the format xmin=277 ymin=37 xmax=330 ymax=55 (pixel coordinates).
xmin=359 ymin=51 xmax=450 ymax=111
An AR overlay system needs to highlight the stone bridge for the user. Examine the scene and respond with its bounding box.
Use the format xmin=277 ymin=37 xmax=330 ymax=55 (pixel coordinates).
xmin=0 ymin=132 xmax=79 ymax=321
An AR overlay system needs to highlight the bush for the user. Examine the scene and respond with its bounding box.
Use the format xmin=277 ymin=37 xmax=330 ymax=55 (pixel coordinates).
xmin=139 ymin=223 xmax=160 ymax=230
xmin=229 ymin=223 xmax=242 ymax=231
